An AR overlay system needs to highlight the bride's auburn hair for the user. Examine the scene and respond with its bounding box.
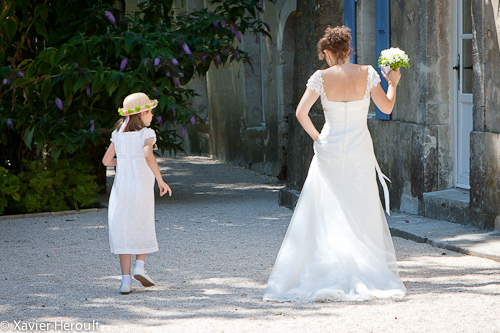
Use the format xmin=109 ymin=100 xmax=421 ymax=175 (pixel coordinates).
xmin=317 ymin=26 xmax=352 ymax=63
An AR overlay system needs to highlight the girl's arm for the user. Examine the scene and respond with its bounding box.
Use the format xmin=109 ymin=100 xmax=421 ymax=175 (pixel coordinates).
xmin=102 ymin=143 xmax=117 ymax=167
xmin=296 ymin=88 xmax=321 ymax=141
xmin=144 ymin=137 xmax=172 ymax=197
xmin=370 ymin=68 xmax=401 ymax=114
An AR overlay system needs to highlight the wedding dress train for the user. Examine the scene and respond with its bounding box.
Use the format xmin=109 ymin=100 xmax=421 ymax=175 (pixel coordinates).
xmin=263 ymin=67 xmax=406 ymax=302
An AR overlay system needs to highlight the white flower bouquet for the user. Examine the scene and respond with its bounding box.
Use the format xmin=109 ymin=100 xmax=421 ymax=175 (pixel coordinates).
xmin=378 ymin=47 xmax=410 ymax=75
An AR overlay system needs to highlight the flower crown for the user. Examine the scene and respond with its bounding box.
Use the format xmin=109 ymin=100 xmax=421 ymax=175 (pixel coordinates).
xmin=118 ymin=99 xmax=158 ymax=116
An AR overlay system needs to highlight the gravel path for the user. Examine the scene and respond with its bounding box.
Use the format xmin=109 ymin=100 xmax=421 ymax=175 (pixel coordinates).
xmin=1 ymin=155 xmax=500 ymax=332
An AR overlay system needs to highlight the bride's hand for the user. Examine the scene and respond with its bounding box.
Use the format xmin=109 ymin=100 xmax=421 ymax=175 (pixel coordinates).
xmin=381 ymin=68 xmax=401 ymax=86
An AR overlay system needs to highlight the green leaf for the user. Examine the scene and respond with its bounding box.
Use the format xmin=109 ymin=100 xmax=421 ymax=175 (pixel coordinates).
xmin=73 ymin=75 xmax=86 ymax=94
xmin=11 ymin=193 xmax=20 ymax=201
xmin=40 ymin=77 xmax=52 ymax=105
xmin=23 ymin=127 xmax=35 ymax=149
xmin=35 ymin=22 xmax=49 ymax=40
xmin=4 ymin=17 xmax=17 ymax=42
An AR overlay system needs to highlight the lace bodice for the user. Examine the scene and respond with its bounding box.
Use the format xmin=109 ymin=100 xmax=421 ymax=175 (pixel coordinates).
xmin=306 ymin=65 xmax=381 ymax=102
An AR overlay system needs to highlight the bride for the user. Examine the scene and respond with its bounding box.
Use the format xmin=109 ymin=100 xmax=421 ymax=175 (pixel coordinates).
xmin=263 ymin=26 xmax=407 ymax=302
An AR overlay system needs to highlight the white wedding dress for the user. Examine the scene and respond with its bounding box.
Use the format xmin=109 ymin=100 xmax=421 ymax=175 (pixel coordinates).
xmin=263 ymin=66 xmax=407 ymax=302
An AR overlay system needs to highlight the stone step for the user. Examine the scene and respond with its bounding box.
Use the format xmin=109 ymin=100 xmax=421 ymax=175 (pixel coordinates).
xmin=422 ymin=189 xmax=470 ymax=224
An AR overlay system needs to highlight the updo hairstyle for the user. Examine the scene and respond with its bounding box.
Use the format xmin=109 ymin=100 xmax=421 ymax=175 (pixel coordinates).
xmin=317 ymin=26 xmax=352 ymax=64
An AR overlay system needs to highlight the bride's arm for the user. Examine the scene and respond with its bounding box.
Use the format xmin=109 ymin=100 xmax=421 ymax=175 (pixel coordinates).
xmin=296 ymin=88 xmax=321 ymax=141
xmin=370 ymin=69 xmax=401 ymax=114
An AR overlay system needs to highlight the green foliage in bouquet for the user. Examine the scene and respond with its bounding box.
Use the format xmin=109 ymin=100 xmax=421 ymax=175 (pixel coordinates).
xmin=377 ymin=47 xmax=410 ymax=70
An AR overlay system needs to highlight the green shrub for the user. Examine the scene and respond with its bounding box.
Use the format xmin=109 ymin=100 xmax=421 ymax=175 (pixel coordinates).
xmin=11 ymin=158 xmax=102 ymax=214
xmin=0 ymin=167 xmax=20 ymax=215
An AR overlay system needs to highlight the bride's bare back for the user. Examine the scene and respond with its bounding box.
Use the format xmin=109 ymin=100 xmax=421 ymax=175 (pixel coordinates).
xmin=320 ymin=63 xmax=368 ymax=102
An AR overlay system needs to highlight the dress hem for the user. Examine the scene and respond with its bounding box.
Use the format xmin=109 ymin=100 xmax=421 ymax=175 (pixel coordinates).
xmin=111 ymin=247 xmax=159 ymax=255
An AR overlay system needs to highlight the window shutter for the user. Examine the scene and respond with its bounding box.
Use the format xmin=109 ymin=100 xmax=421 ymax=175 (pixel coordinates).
xmin=344 ymin=0 xmax=357 ymax=64
xmin=375 ymin=0 xmax=391 ymax=120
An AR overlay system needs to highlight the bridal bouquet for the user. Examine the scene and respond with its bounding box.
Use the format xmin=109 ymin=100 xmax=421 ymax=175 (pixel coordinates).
xmin=378 ymin=47 xmax=410 ymax=74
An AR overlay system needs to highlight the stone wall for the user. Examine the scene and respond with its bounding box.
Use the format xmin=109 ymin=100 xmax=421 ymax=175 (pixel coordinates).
xmin=368 ymin=0 xmax=455 ymax=214
xmin=285 ymin=0 xmax=344 ymax=191
xmin=469 ymin=0 xmax=500 ymax=229
xmin=202 ymin=1 xmax=282 ymax=176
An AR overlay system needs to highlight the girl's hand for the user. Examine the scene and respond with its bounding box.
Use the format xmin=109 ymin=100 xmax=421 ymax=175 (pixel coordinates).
xmin=158 ymin=180 xmax=172 ymax=197
xmin=381 ymin=67 xmax=401 ymax=86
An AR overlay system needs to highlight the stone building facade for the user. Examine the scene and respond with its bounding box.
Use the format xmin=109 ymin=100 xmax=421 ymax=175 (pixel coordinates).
xmin=164 ymin=0 xmax=500 ymax=231
xmin=281 ymin=0 xmax=500 ymax=231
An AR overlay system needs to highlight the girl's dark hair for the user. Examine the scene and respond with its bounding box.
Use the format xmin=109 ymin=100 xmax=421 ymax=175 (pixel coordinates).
xmin=114 ymin=112 xmax=148 ymax=132
xmin=317 ymin=25 xmax=352 ymax=63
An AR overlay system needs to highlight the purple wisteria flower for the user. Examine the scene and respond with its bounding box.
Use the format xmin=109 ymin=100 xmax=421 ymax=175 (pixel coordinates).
xmin=156 ymin=116 xmax=163 ymax=124
xmin=166 ymin=71 xmax=171 ymax=77
xmin=213 ymin=21 xmax=218 ymax=29
xmin=216 ymin=55 xmax=221 ymax=65
xmin=2 ymin=78 xmax=7 ymax=85
xmin=6 ymin=119 xmax=13 ymax=128
xmin=179 ymin=72 xmax=184 ymax=78
xmin=171 ymin=58 xmax=179 ymax=66
xmin=234 ymin=49 xmax=240 ymax=59
xmin=86 ymin=85 xmax=91 ymax=97
xmin=264 ymin=22 xmax=271 ymax=32
xmin=55 ymin=98 xmax=64 ymax=110
xmin=190 ymin=115 xmax=195 ymax=125
xmin=173 ymin=77 xmax=179 ymax=87
xmin=181 ymin=126 xmax=186 ymax=138
xmin=17 ymin=71 xmax=24 ymax=78
xmin=154 ymin=57 xmax=160 ymax=67
xmin=105 ymin=11 xmax=116 ymax=25
xmin=221 ymin=20 xmax=226 ymax=28
xmin=235 ymin=31 xmax=242 ymax=43
xmin=230 ymin=24 xmax=235 ymax=34
xmin=120 ymin=58 xmax=128 ymax=72
xmin=60 ymin=118 xmax=66 ymax=123
xmin=73 ymin=63 xmax=78 ymax=68
xmin=182 ymin=43 xmax=192 ymax=55
xmin=90 ymin=120 xmax=95 ymax=133
xmin=202 ymin=56 xmax=207 ymax=63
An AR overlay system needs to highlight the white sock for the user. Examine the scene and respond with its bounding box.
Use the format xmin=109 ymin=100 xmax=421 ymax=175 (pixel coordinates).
xmin=135 ymin=260 xmax=145 ymax=270
xmin=122 ymin=275 xmax=131 ymax=284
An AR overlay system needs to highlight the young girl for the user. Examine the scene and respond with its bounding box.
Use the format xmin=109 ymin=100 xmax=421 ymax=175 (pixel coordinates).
xmin=102 ymin=92 xmax=172 ymax=294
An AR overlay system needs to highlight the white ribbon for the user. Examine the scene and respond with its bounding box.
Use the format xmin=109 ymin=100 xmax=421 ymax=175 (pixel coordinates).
xmin=375 ymin=158 xmax=391 ymax=216
xmin=118 ymin=115 xmax=130 ymax=133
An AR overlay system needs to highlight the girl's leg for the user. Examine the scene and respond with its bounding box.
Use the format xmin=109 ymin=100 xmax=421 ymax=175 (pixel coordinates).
xmin=119 ymin=254 xmax=132 ymax=294
xmin=133 ymin=254 xmax=155 ymax=286
xmin=135 ymin=254 xmax=146 ymax=270
xmin=119 ymin=254 xmax=132 ymax=275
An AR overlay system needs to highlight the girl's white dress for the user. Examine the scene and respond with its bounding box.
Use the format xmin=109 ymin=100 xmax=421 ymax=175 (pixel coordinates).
xmin=263 ymin=66 xmax=407 ymax=302
xmin=108 ymin=127 xmax=159 ymax=254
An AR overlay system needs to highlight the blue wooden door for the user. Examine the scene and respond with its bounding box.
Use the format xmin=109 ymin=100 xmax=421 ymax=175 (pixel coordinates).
xmin=344 ymin=0 xmax=356 ymax=63
xmin=375 ymin=0 xmax=390 ymax=120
